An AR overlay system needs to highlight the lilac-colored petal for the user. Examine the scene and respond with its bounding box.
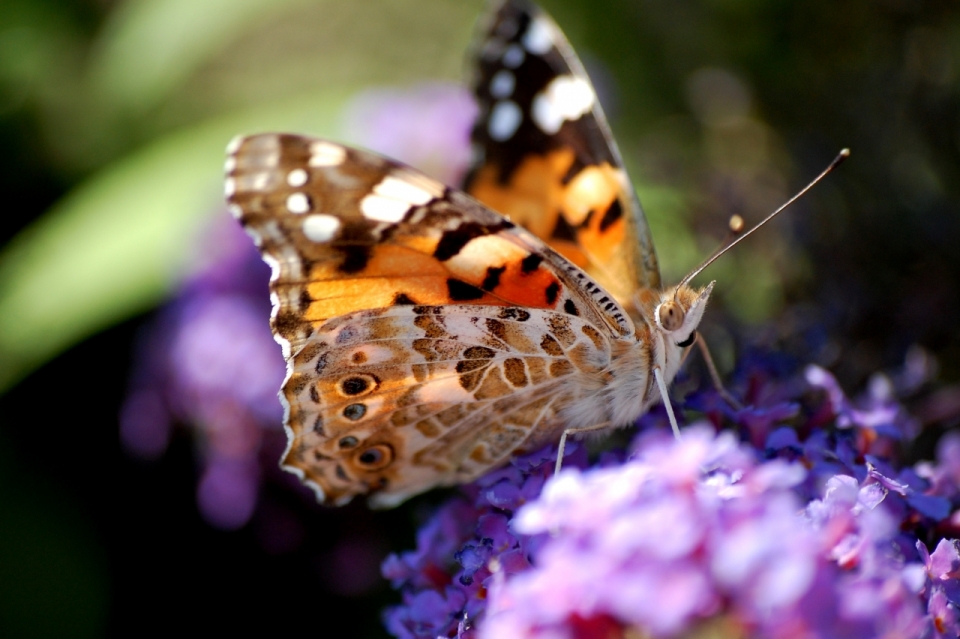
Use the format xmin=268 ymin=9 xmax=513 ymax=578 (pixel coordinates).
xmin=857 ymin=483 xmax=888 ymax=511
xmin=806 ymin=365 xmax=848 ymax=415
xmin=929 ymin=587 xmax=960 ymax=637
xmin=902 ymin=563 xmax=927 ymax=593
xmin=751 ymin=552 xmax=818 ymax=612
xmin=604 ymin=565 xmax=715 ymax=635
xmin=944 ymin=579 xmax=960 ymax=608
xmin=496 ymin=548 xmax=531 ymax=576
xmin=822 ymin=474 xmax=861 ymax=511
xmin=476 ymin=514 xmax=515 ymax=551
xmin=866 ymin=462 xmax=909 ymax=496
xmin=602 ymin=497 xmax=703 ymax=560
xmin=765 ymin=426 xmax=800 ymax=451
xmin=749 ymin=459 xmax=808 ymax=491
xmin=929 ymin=539 xmax=960 ymax=579
xmin=457 ymin=541 xmax=493 ymax=585
xmin=908 ymin=493 xmax=952 ymax=520
xmin=483 ymin=479 xmax=523 ymax=509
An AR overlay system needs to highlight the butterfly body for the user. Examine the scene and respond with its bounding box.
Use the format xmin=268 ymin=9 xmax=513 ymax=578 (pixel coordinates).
xmin=226 ymin=0 xmax=711 ymax=506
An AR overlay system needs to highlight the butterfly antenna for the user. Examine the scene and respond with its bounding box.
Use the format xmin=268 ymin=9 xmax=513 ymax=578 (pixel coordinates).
xmin=676 ymin=149 xmax=850 ymax=291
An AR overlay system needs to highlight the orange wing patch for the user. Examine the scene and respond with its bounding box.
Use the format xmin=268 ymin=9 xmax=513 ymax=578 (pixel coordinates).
xmin=467 ymin=148 xmax=628 ymax=282
xmin=228 ymin=134 xmax=635 ymax=351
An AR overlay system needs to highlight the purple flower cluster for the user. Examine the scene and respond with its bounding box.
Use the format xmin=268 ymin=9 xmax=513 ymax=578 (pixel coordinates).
xmin=382 ymin=444 xmax=590 ymax=639
xmin=382 ymin=358 xmax=960 ymax=638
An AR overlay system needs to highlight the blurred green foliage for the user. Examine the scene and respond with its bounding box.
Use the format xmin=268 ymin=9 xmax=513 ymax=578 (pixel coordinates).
xmin=0 ymin=0 xmax=958 ymax=636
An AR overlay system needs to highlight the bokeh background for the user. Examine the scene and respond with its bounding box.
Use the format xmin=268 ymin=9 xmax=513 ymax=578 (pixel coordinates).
xmin=1 ymin=0 xmax=959 ymax=636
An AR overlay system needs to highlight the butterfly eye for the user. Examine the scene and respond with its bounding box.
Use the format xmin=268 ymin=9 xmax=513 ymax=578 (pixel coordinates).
xmin=658 ymin=301 xmax=685 ymax=331
xmin=676 ymin=331 xmax=697 ymax=348
xmin=356 ymin=444 xmax=394 ymax=470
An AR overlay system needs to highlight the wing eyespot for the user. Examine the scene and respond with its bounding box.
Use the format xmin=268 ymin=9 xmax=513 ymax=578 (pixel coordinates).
xmin=356 ymin=444 xmax=394 ymax=470
xmin=343 ymin=403 xmax=367 ymax=421
xmin=338 ymin=374 xmax=379 ymax=397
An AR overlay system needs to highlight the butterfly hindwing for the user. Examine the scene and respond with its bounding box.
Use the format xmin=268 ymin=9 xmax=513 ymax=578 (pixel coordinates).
xmin=464 ymin=0 xmax=661 ymax=303
xmin=279 ymin=303 xmax=614 ymax=507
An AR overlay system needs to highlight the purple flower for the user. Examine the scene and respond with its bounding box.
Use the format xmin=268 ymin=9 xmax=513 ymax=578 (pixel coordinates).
xmin=916 ymin=432 xmax=960 ymax=501
xmin=380 ymin=443 xmax=587 ymax=639
xmin=383 ymin=350 xmax=958 ymax=639
xmin=928 ymin=587 xmax=960 ymax=638
xmin=917 ymin=539 xmax=960 ymax=605
xmin=806 ymin=365 xmax=917 ymax=448
xmin=476 ymin=428 xmax=935 ymax=639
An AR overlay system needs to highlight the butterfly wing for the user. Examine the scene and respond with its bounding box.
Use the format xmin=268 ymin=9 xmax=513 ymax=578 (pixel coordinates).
xmin=464 ymin=0 xmax=661 ymax=303
xmin=226 ymin=134 xmax=631 ymax=505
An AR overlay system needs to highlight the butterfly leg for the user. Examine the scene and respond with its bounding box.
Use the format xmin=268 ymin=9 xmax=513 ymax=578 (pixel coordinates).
xmin=554 ymin=421 xmax=611 ymax=475
xmin=653 ymin=367 xmax=683 ymax=441
xmin=695 ymin=333 xmax=744 ymax=410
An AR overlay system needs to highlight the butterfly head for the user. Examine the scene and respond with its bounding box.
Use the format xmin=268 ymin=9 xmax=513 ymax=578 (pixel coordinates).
xmin=653 ymin=281 xmax=715 ymax=346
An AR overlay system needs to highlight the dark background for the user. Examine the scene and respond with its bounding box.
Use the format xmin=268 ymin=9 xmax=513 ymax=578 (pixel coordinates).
xmin=1 ymin=0 xmax=959 ymax=636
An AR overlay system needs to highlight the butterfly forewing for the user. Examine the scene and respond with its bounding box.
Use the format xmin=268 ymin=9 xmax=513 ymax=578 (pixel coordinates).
xmin=464 ymin=0 xmax=661 ymax=302
xmin=226 ymin=133 xmax=632 ymax=504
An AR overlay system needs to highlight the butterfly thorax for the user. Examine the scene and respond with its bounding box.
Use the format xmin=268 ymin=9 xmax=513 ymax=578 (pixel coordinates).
xmin=559 ymin=281 xmax=714 ymax=433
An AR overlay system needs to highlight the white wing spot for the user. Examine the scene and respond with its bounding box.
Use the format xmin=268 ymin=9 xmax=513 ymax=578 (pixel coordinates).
xmin=309 ymin=141 xmax=346 ymax=167
xmin=488 ymin=100 xmax=523 ymax=141
xmin=522 ymin=17 xmax=554 ymax=54
xmin=224 ymin=156 xmax=237 ymax=173
xmin=224 ymin=177 xmax=236 ymax=198
xmin=361 ymin=194 xmax=410 ymax=223
xmin=252 ymin=172 xmax=271 ymax=191
xmin=286 ymin=192 xmax=311 ymax=214
xmin=490 ymin=70 xmax=516 ymax=99
xmin=225 ymin=135 xmax=244 ymax=154
xmin=531 ymin=75 xmax=595 ymax=134
xmin=287 ymin=168 xmax=309 ymax=187
xmin=236 ymin=171 xmax=279 ymax=192
xmin=302 ymin=214 xmax=340 ymax=243
xmin=374 ymin=174 xmax=441 ymax=205
xmin=502 ymin=44 xmax=525 ymax=68
xmin=227 ymin=203 xmax=243 ymax=219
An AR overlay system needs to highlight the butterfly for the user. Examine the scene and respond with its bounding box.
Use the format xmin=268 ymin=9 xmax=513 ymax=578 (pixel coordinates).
xmin=224 ymin=0 xmax=712 ymax=507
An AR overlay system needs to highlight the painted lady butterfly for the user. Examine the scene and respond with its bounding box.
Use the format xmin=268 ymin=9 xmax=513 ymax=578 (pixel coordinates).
xmin=225 ymin=0 xmax=713 ymax=507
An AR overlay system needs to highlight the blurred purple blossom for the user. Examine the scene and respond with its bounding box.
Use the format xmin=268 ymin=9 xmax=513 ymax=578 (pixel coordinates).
xmin=121 ymin=219 xmax=284 ymax=529
xmin=342 ymin=82 xmax=477 ymax=186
